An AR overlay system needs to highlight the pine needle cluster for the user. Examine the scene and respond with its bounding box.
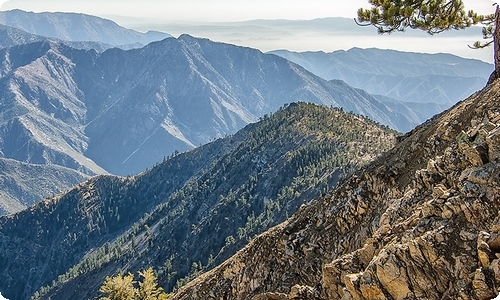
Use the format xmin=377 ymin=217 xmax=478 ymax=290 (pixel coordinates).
xmin=356 ymin=0 xmax=496 ymax=48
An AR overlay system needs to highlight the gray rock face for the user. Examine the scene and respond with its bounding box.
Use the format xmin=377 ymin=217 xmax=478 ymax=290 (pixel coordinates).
xmin=0 ymin=36 xmax=415 ymax=176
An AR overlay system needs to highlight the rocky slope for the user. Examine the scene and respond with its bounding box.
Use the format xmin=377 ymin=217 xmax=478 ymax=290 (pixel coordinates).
xmin=170 ymin=77 xmax=500 ymax=298
xmin=0 ymin=103 xmax=397 ymax=300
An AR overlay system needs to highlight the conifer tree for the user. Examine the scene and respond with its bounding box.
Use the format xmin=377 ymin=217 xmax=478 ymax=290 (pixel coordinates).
xmin=99 ymin=268 xmax=168 ymax=300
xmin=137 ymin=268 xmax=168 ymax=300
xmin=357 ymin=0 xmax=500 ymax=83
xmin=99 ymin=273 xmax=135 ymax=300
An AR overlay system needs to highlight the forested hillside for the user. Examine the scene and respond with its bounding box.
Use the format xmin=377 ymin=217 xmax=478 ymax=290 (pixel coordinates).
xmin=0 ymin=103 xmax=397 ymax=300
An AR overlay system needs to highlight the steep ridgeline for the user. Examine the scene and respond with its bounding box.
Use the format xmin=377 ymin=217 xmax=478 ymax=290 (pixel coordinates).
xmin=170 ymin=80 xmax=500 ymax=299
xmin=0 ymin=103 xmax=397 ymax=300
xmin=0 ymin=158 xmax=88 ymax=215
xmin=0 ymin=9 xmax=170 ymax=48
xmin=0 ymin=36 xmax=411 ymax=176
xmin=270 ymin=48 xmax=492 ymax=125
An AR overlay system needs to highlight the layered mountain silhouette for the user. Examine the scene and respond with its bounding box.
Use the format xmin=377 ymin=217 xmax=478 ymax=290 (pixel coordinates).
xmin=0 ymin=9 xmax=170 ymax=48
xmin=271 ymin=48 xmax=491 ymax=123
xmin=0 ymin=103 xmax=397 ymax=300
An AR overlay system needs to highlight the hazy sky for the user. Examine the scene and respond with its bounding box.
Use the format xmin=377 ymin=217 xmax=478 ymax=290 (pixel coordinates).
xmin=0 ymin=0 xmax=495 ymax=63
xmin=0 ymin=0 xmax=495 ymax=22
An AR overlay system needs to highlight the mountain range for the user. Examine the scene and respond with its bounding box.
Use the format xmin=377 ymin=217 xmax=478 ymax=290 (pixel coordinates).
xmin=1 ymin=33 xmax=411 ymax=215
xmin=270 ymin=48 xmax=492 ymax=123
xmin=0 ymin=35 xmax=414 ymax=179
xmin=0 ymin=102 xmax=397 ymax=300
xmin=135 ymin=16 xmax=489 ymax=63
xmin=0 ymin=10 xmax=492 ymax=220
xmin=0 ymin=8 xmax=499 ymax=300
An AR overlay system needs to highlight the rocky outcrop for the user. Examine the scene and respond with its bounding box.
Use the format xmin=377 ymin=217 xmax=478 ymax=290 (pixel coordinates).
xmin=171 ymin=81 xmax=500 ymax=299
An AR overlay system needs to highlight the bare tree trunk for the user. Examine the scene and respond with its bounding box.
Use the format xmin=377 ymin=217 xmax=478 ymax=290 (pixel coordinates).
xmin=488 ymin=5 xmax=500 ymax=85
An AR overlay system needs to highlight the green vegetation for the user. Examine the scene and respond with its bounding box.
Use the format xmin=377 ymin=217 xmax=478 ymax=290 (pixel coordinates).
xmin=357 ymin=0 xmax=481 ymax=34
xmin=99 ymin=268 xmax=168 ymax=300
xmin=0 ymin=102 xmax=397 ymax=300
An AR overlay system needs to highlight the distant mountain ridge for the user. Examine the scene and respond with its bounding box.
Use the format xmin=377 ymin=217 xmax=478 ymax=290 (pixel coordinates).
xmin=0 ymin=9 xmax=171 ymax=47
xmin=0 ymin=23 xmax=43 ymax=48
xmin=0 ymin=23 xmax=116 ymax=52
xmin=270 ymin=48 xmax=492 ymax=123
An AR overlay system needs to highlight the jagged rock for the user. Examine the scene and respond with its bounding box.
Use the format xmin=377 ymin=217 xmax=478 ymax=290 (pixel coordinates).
xmin=171 ymin=79 xmax=500 ymax=299
xmin=487 ymin=128 xmax=500 ymax=162
xmin=472 ymin=268 xmax=497 ymax=300
xmin=460 ymin=143 xmax=487 ymax=167
xmin=432 ymin=184 xmax=451 ymax=199
xmin=288 ymin=285 xmax=320 ymax=299
xmin=478 ymin=232 xmax=493 ymax=268
xmin=252 ymin=293 xmax=289 ymax=300
xmin=488 ymin=233 xmax=500 ymax=253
